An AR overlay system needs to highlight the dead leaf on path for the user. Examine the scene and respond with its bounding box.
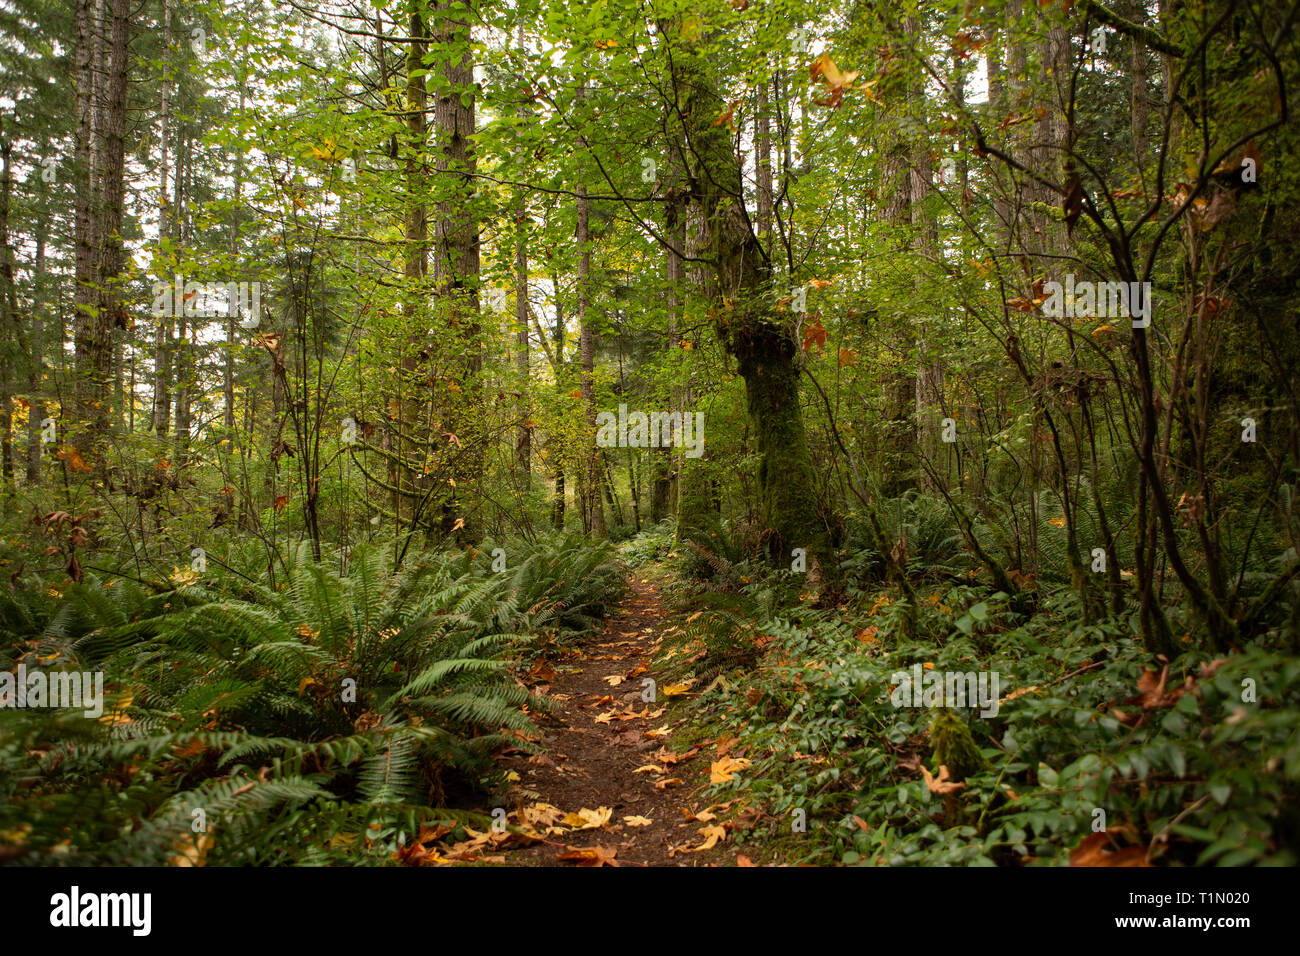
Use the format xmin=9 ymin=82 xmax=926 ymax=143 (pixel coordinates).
xmin=561 ymin=807 xmax=613 ymax=830
xmin=519 ymin=803 xmax=566 ymax=829
xmin=603 ymin=675 xmax=626 ymax=686
xmin=681 ymin=808 xmax=716 ymax=823
xmin=634 ymin=764 xmax=667 ymax=774
xmin=645 ymin=725 xmax=672 ymax=739
xmin=736 ymin=854 xmax=757 ymax=866
xmin=691 ymin=824 xmax=727 ymax=851
xmin=594 ymin=706 xmax=653 ymax=723
xmin=623 ymin=815 xmax=654 ymax=827
xmin=654 ymin=777 xmax=684 ymax=791
xmin=654 ymin=746 xmax=699 ymax=765
xmin=557 ymin=845 xmax=620 ymax=866
xmin=662 ymin=683 xmax=693 ymax=697
xmin=710 ymin=756 xmax=752 ymax=783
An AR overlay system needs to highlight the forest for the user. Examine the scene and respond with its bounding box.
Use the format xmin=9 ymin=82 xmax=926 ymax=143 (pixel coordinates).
xmin=0 ymin=0 xmax=1298 ymax=873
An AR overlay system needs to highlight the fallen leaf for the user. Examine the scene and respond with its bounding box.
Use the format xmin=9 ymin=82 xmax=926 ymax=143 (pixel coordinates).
xmin=692 ymin=824 xmax=727 ymax=851
xmin=561 ymin=807 xmax=613 ymax=830
xmin=921 ymin=764 xmax=966 ymax=795
xmin=1069 ymin=831 xmax=1150 ymax=867
xmin=556 ymin=845 xmax=620 ymax=866
xmin=710 ymin=756 xmax=752 ymax=784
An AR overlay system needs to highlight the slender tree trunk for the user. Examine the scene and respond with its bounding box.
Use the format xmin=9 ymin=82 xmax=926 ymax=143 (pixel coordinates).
xmin=173 ymin=136 xmax=192 ymax=462
xmin=26 ymin=221 xmax=47 ymax=484
xmin=551 ymin=272 xmax=566 ymax=530
xmin=577 ymin=170 xmax=605 ymax=537
xmin=431 ymin=0 xmax=482 ymax=540
xmin=153 ymin=0 xmax=173 ymax=439
xmin=0 ymin=129 xmax=19 ymax=501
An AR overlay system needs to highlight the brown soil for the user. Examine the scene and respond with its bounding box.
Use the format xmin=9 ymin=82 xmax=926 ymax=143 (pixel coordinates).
xmin=482 ymin=569 xmax=731 ymax=867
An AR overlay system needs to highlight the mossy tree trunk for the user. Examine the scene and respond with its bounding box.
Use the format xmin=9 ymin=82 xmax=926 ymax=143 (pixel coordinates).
xmin=672 ymin=29 xmax=836 ymax=579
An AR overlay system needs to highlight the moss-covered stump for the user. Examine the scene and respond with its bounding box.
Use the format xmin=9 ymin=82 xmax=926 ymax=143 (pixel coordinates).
xmin=930 ymin=709 xmax=988 ymax=782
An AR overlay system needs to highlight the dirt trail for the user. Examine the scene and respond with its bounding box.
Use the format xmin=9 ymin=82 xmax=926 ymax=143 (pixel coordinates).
xmin=486 ymin=569 xmax=724 ymax=867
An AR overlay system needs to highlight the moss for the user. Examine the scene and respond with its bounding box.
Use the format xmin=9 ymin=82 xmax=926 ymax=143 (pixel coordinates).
xmin=929 ymin=709 xmax=987 ymax=782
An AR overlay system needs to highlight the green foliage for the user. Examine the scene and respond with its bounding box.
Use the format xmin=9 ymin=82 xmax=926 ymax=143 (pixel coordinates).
xmin=674 ymin=574 xmax=1300 ymax=866
xmin=0 ymin=535 xmax=624 ymax=865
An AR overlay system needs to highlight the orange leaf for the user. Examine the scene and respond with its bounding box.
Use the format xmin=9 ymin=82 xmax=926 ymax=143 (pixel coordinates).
xmin=801 ymin=319 xmax=828 ymax=352
xmin=556 ymin=845 xmax=620 ymax=866
xmin=1069 ymin=832 xmax=1150 ymax=867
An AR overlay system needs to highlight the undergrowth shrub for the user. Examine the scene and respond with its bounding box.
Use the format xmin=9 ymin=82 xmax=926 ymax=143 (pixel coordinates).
xmin=0 ymin=534 xmax=624 ymax=865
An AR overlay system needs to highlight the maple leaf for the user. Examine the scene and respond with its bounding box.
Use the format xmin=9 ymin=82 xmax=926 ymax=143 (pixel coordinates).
xmin=562 ymin=806 xmax=613 ymax=829
xmin=801 ymin=318 xmax=828 ymax=351
xmin=557 ymin=845 xmax=620 ymax=866
xmin=710 ymin=756 xmax=752 ymax=783
xmin=520 ymin=803 xmax=566 ymax=828
xmin=692 ymin=824 xmax=727 ymax=851
xmin=654 ymin=777 xmax=684 ymax=790
xmin=623 ymin=815 xmax=653 ymax=827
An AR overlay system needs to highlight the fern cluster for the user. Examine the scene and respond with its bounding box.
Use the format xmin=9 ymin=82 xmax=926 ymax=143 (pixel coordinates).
xmin=0 ymin=534 xmax=625 ymax=865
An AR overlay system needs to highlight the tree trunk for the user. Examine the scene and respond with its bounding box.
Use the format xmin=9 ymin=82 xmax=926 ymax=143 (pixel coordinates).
xmin=0 ymin=128 xmax=19 ymax=501
xmin=577 ymin=169 xmax=605 ymax=537
xmin=674 ymin=26 xmax=835 ymax=577
xmin=431 ymin=0 xmax=482 ymax=541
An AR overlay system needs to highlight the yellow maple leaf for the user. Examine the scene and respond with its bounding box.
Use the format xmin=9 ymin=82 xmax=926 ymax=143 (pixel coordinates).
xmin=710 ymin=756 xmax=752 ymax=783
xmin=562 ymin=807 xmax=612 ymax=829
xmin=692 ymin=824 xmax=727 ymax=851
